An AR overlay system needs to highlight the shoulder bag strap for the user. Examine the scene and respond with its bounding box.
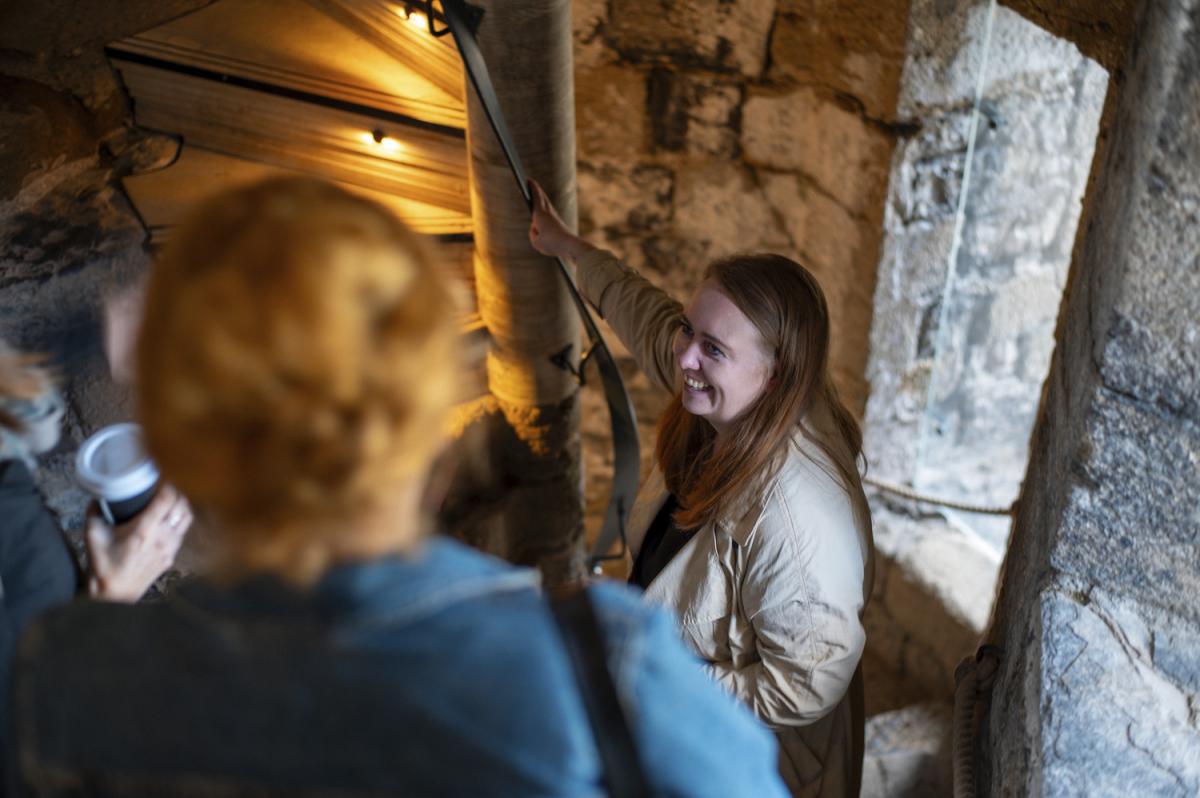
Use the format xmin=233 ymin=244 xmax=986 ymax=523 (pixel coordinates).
xmin=549 ymin=589 xmax=652 ymax=798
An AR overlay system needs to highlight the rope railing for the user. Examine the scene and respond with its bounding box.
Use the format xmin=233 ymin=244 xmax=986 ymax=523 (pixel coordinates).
xmin=863 ymin=475 xmax=1014 ymax=517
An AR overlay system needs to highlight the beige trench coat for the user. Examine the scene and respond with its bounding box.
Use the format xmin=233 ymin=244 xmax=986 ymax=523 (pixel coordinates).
xmin=578 ymin=249 xmax=876 ymax=798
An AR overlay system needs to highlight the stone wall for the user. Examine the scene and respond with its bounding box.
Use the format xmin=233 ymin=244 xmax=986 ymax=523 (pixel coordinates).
xmin=982 ymin=0 xmax=1200 ymax=793
xmin=858 ymin=0 xmax=1107 ymax=708
xmin=0 ymin=1 xmax=209 ymax=537
xmin=572 ymin=0 xmax=910 ymax=416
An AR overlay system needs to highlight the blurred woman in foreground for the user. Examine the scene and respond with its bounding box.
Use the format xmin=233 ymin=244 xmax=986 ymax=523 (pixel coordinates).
xmin=9 ymin=177 xmax=787 ymax=797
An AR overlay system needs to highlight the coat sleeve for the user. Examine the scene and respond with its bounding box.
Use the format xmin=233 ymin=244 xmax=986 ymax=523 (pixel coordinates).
xmin=574 ymin=248 xmax=681 ymax=395
xmin=705 ymin=483 xmax=868 ymax=730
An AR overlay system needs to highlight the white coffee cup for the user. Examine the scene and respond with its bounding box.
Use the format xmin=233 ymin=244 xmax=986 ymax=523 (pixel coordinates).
xmin=75 ymin=423 xmax=160 ymax=525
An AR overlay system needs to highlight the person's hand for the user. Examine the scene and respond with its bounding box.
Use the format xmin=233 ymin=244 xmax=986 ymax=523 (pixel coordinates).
xmin=86 ymin=484 xmax=192 ymax=602
xmin=528 ymin=179 xmax=595 ymax=261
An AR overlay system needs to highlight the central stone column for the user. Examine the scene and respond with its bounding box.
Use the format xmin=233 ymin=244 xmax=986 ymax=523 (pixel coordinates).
xmin=461 ymin=0 xmax=584 ymax=585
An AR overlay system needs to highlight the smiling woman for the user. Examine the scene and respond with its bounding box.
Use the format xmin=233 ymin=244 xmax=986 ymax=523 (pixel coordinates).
xmin=673 ymin=284 xmax=774 ymax=430
xmin=530 ymin=180 xmax=875 ymax=798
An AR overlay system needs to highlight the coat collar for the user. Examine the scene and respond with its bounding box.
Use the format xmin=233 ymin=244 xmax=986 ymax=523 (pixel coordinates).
xmin=168 ymin=537 xmax=541 ymax=629
xmin=627 ymin=467 xmax=762 ymax=559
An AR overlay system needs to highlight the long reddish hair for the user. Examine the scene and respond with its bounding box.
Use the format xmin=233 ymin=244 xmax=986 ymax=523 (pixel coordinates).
xmin=655 ymin=254 xmax=864 ymax=530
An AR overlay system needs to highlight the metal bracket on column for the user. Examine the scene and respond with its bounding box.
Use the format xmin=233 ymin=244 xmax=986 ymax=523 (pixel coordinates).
xmin=549 ymin=343 xmax=583 ymax=386
xmin=441 ymin=0 xmax=641 ymax=572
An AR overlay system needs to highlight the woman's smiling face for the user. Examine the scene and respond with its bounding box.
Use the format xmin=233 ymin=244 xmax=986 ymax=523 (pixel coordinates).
xmin=673 ymin=281 xmax=774 ymax=433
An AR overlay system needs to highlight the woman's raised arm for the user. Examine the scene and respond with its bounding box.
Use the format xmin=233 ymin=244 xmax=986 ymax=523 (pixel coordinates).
xmin=528 ymin=180 xmax=681 ymax=393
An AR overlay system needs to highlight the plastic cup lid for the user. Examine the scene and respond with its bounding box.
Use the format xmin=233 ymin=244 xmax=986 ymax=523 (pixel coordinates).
xmin=75 ymin=422 xmax=159 ymax=501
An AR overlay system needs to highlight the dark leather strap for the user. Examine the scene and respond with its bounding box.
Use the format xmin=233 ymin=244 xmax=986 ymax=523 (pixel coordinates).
xmin=549 ymin=590 xmax=652 ymax=798
xmin=439 ymin=0 xmax=642 ymax=571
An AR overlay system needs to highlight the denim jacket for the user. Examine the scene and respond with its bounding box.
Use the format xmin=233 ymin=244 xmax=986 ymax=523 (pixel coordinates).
xmin=10 ymin=536 xmax=788 ymax=797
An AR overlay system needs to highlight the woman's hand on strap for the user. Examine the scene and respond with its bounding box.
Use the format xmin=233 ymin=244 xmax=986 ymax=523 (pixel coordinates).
xmin=86 ymin=484 xmax=192 ymax=602
xmin=527 ymin=179 xmax=595 ymax=262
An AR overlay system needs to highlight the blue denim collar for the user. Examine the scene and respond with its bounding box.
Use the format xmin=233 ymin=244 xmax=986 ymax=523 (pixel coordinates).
xmin=168 ymin=536 xmax=542 ymax=629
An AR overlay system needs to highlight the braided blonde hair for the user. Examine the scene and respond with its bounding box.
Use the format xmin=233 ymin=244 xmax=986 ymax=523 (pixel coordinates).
xmin=137 ymin=178 xmax=460 ymax=582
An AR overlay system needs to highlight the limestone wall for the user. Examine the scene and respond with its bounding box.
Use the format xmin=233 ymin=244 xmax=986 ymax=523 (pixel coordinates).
xmin=983 ymin=0 xmax=1200 ymax=792
xmin=573 ymin=0 xmax=910 ymax=416
xmin=858 ymin=0 xmax=1106 ymax=707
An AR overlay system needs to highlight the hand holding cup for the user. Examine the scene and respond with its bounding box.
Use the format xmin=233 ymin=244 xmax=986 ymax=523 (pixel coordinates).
xmin=86 ymin=484 xmax=192 ymax=602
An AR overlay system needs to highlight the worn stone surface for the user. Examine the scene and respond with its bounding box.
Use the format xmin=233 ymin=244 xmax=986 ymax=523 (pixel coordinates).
xmin=577 ymin=162 xmax=673 ymax=239
xmin=572 ymin=0 xmax=613 ymax=70
xmin=984 ymin=0 xmax=1200 ymax=793
xmin=863 ymin=497 xmax=997 ymax=706
xmin=862 ymin=702 xmax=953 ymax=797
xmin=1030 ymin=587 xmax=1200 ymax=796
xmin=647 ymin=70 xmax=743 ymax=157
xmin=860 ymin=0 xmax=1107 ymax=723
xmin=0 ymin=1 xmax=210 ymax=133
xmin=607 ymin=0 xmax=777 ymax=77
xmin=0 ymin=160 xmax=148 ymax=534
xmin=863 ymin=0 xmax=1105 ymax=542
xmin=915 ymin=56 xmax=1106 ymax=548
xmin=770 ymin=0 xmax=910 ymax=120
xmin=575 ymin=65 xmax=648 ymax=161
xmin=999 ymin=0 xmax=1138 ymax=72
xmin=899 ymin=0 xmax=1097 ymax=113
xmin=0 ymin=76 xmax=97 ymax=200
xmin=1050 ymin=392 xmax=1200 ymax=623
xmin=742 ymin=87 xmax=894 ymax=212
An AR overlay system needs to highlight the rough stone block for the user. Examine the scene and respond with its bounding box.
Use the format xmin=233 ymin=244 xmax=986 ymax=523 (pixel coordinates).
xmin=0 ymin=76 xmax=97 ymax=200
xmin=769 ymin=0 xmax=909 ymax=120
xmin=680 ymin=81 xmax=741 ymax=158
xmin=575 ymin=65 xmax=648 ymax=161
xmin=862 ymin=703 xmax=952 ymax=798
xmin=759 ymin=172 xmax=855 ymax=283
xmin=607 ymin=0 xmax=775 ymax=77
xmin=572 ymin=0 xmax=613 ymax=70
xmin=1050 ymin=389 xmax=1200 ymax=626
xmin=1099 ymin=173 xmax=1200 ymax=423
xmin=645 ymin=70 xmax=741 ymax=157
xmin=578 ymin=163 xmax=673 ymax=237
xmin=982 ymin=0 xmax=1200 ymax=792
xmin=671 ymin=159 xmax=786 ymax=254
xmin=899 ymin=1 xmax=1096 ymax=114
xmin=742 ymin=87 xmax=893 ymax=214
xmin=896 ymin=525 xmax=1000 ymax=632
xmin=1037 ymin=588 xmax=1200 ymax=797
xmin=759 ymin=171 xmax=877 ymax=410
